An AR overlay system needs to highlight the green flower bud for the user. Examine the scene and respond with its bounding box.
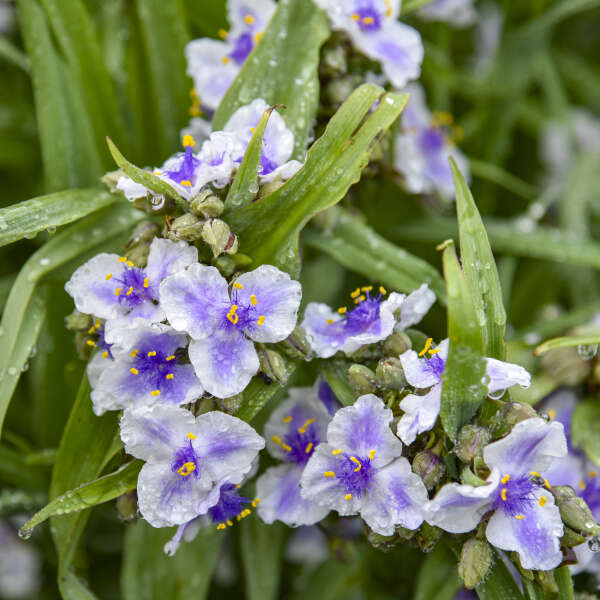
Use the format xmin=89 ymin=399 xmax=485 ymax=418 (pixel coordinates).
xmin=366 ymin=530 xmax=399 ymax=552
xmin=320 ymin=45 xmax=347 ymax=76
xmin=412 ymin=450 xmax=446 ymax=491
xmin=554 ymin=485 xmax=600 ymax=537
xmin=277 ymin=326 xmax=313 ymax=360
xmin=65 ymin=310 xmax=92 ymax=331
xmin=190 ymin=189 xmax=225 ymax=218
xmin=257 ymin=346 xmax=289 ymax=386
xmin=561 ymin=525 xmax=588 ymax=548
xmin=213 ymin=255 xmax=236 ymax=277
xmin=415 ymin=522 xmax=443 ymax=553
xmin=166 ymin=213 xmax=204 ymax=243
xmin=116 ymin=491 xmax=138 ymax=523
xmin=382 ymin=331 xmax=412 ymax=357
xmin=220 ymin=393 xmax=244 ymax=415
xmin=458 ymin=538 xmax=492 ymax=589
xmin=375 ymin=357 xmax=406 ymax=389
xmin=201 ymin=219 xmax=238 ymax=257
xmin=501 ymin=402 xmax=538 ymax=428
xmin=455 ymin=425 xmax=490 ymax=464
xmin=534 ymin=569 xmax=558 ymax=595
xmin=102 ymin=169 xmax=124 ymax=192
xmin=258 ymin=176 xmax=287 ymax=199
xmin=348 ymin=364 xmax=379 ymax=395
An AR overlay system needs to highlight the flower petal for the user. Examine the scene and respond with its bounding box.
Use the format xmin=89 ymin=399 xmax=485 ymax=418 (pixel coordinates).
xmin=160 ymin=263 xmax=229 ymax=340
xmin=395 ymin=284 xmax=436 ymax=331
xmin=399 ymin=339 xmax=448 ymax=389
xmin=486 ymin=488 xmax=563 ymax=570
xmin=188 ymin=326 xmax=260 ymax=398
xmin=235 ymin=265 xmax=302 ymax=343
xmin=228 ymin=0 xmax=275 ymax=35
xmin=485 ymin=358 xmax=531 ymax=395
xmin=301 ymin=302 xmax=346 ymax=358
xmin=256 ymin=464 xmax=330 ymax=527
xmin=116 ymin=176 xmax=149 ymax=201
xmin=483 ymin=418 xmax=567 ymax=477
xmin=396 ymin=384 xmax=442 ymax=445
xmin=196 ymin=131 xmax=244 ymax=189
xmin=145 ymin=238 xmax=198 ymax=288
xmin=104 ymin=300 xmax=164 ymax=345
xmin=326 ymin=394 xmax=402 ymax=467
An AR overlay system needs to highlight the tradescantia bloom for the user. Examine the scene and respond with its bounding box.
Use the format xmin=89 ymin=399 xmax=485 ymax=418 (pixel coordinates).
xmin=394 ymin=83 xmax=470 ymax=200
xmin=300 ymin=394 xmax=428 ymax=535
xmin=120 ymin=404 xmax=264 ymax=527
xmin=426 ymin=418 xmax=567 ymax=570
xmin=160 ymin=264 xmax=301 ymax=398
xmin=314 ymin=0 xmax=423 ymax=89
xmin=185 ymin=0 xmax=275 ymax=112
xmin=89 ymin=324 xmax=203 ymax=415
xmin=65 ymin=237 xmax=197 ymax=345
xmin=256 ymin=385 xmax=333 ymax=527
xmin=396 ymin=338 xmax=531 ymax=445
xmin=302 ymin=283 xmax=435 ymax=359
xmin=417 ymin=0 xmax=477 ymax=27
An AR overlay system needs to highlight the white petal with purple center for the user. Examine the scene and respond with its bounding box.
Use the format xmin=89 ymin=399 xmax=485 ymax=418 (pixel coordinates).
xmin=400 ymin=338 xmax=448 ymax=389
xmin=301 ymin=302 xmax=346 ymax=358
xmin=196 ymin=131 xmax=245 ymax=189
xmin=228 ymin=0 xmax=275 ymax=36
xmin=145 ymin=238 xmax=198 ymax=289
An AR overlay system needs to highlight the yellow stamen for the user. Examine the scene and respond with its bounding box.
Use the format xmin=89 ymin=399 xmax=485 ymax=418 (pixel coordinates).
xmin=361 ymin=286 xmax=373 ymax=292
xmin=324 ymin=471 xmax=336 ymax=478
xmin=244 ymin=14 xmax=255 ymax=24
xmin=344 ymin=493 xmax=352 ymax=500
xmin=227 ymin=305 xmax=239 ymax=325
xmin=326 ymin=319 xmax=334 ymax=324
xmin=177 ymin=461 xmax=196 ymax=476
xmin=305 ymin=442 xmax=314 ymax=453
xmin=282 ymin=415 xmax=292 ymax=423
xmin=86 ymin=340 xmax=96 ymax=347
xmin=298 ymin=418 xmax=315 ymax=434
xmin=151 ymin=390 xmax=160 ymax=397
xmin=338 ymin=306 xmax=347 ymax=314
xmin=272 ymin=435 xmax=282 ymax=445
xmin=222 ymin=56 xmax=230 ymax=64
xmin=368 ymin=449 xmax=376 ymax=460
xmin=130 ymin=349 xmax=139 ymax=357
xmin=354 ymin=294 xmax=366 ymax=304
xmin=257 ymin=315 xmax=265 ymax=326
xmin=351 ymin=13 xmax=360 ymax=20
xmin=539 ymin=496 xmax=547 ymax=507
xmin=88 ymin=324 xmax=97 ymax=334
xmin=95 ymin=320 xmax=101 ymax=328
xmin=130 ymin=368 xmax=139 ymax=375
xmin=332 ymin=448 xmax=342 ymax=455
xmin=166 ymin=355 xmax=176 ymax=361
xmin=429 ymin=348 xmax=441 ymax=355
xmin=118 ymin=256 xmax=127 ymax=263
xmin=147 ymin=351 xmax=156 ymax=357
xmin=251 ymin=498 xmax=260 ymax=507
xmin=115 ymin=287 xmax=122 ymax=296
xmin=515 ymin=514 xmax=524 ymax=520
xmin=385 ymin=0 xmax=393 ymax=16
xmin=106 ymin=273 xmax=112 ymax=280
xmin=580 ymin=480 xmax=587 ymax=491
xmin=544 ymin=479 xmax=551 ymax=490
xmin=530 ymin=471 xmax=541 ymax=477
xmin=250 ymin=294 xmax=258 ymax=306
xmin=350 ymin=288 xmax=361 ymax=299
xmin=218 ymin=28 xmax=228 ymax=39
xmin=102 ymin=351 xmax=109 ymax=359
xmin=379 ymin=286 xmax=387 ymax=295
xmin=254 ymin=31 xmax=263 ymax=42
xmin=501 ymin=488 xmax=507 ymax=501
xmin=501 ymin=474 xmax=510 ymax=484
xmin=362 ymin=16 xmax=374 ymax=24
xmin=143 ymin=277 xmax=149 ymax=288
xmin=226 ymin=520 xmax=233 ymax=526
xmin=166 ymin=373 xmax=174 ymax=380
xmin=350 ymin=456 xmax=362 ymax=472
xmin=547 ymin=409 xmax=556 ymax=420
xmin=126 ymin=260 xmax=134 ymax=267
xmin=187 ymin=433 xmax=196 ymax=440
xmin=281 ymin=443 xmax=292 ymax=452
xmin=180 ymin=180 xmax=192 ymax=187
xmin=182 ymin=134 xmax=195 ymax=147
xmin=217 ymin=523 xmax=226 ymax=530
xmin=589 ymin=471 xmax=598 ymax=478
xmin=419 ymin=338 xmax=433 ymax=357
xmin=126 ymin=286 xmax=134 ymax=296
xmin=233 ymin=282 xmax=243 ymax=289
xmin=250 ymin=127 xmax=256 ymax=134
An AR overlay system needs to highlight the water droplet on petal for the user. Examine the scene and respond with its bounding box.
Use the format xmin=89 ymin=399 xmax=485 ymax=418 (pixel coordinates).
xmin=577 ymin=344 xmax=598 ymax=360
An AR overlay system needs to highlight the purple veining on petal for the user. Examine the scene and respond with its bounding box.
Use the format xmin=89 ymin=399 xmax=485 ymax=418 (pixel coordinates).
xmin=113 ymin=266 xmax=156 ymax=309
xmin=229 ymin=32 xmax=254 ymax=64
xmin=317 ymin=379 xmax=341 ymax=416
xmin=336 ymin=453 xmax=376 ymax=497
xmin=418 ymin=127 xmax=445 ymax=154
xmin=208 ymin=483 xmax=251 ymax=523
xmin=422 ymin=354 xmax=446 ymax=380
xmin=139 ymin=417 xmax=172 ymax=446
xmin=490 ymin=475 xmax=538 ymax=517
xmin=166 ymin=146 xmax=200 ymax=186
xmin=343 ymin=292 xmax=384 ymax=337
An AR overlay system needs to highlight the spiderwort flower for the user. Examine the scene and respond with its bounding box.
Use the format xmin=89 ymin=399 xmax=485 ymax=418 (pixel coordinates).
xmin=160 ymin=264 xmax=302 ymax=398
xmin=185 ymin=0 xmax=275 ymax=112
xmin=396 ymin=338 xmax=531 ymax=445
xmin=65 ymin=238 xmax=197 ymax=345
xmin=120 ymin=404 xmax=264 ymax=527
xmin=394 ymin=83 xmax=470 ymax=200
xmin=300 ymin=394 xmax=428 ymax=535
xmin=314 ymin=0 xmax=423 ymax=89
xmin=256 ymin=386 xmax=333 ymax=526
xmin=302 ymin=283 xmax=435 ymax=359
xmin=417 ymin=0 xmax=477 ymax=27
xmin=426 ymin=418 xmax=567 ymax=570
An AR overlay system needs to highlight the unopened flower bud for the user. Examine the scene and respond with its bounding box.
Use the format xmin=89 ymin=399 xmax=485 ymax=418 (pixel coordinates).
xmin=321 ymin=45 xmax=347 ymax=76
xmin=561 ymin=525 xmax=588 ymax=548
xmin=414 ymin=522 xmax=443 ymax=553
xmin=221 ymin=393 xmax=243 ymax=415
xmin=348 ymin=364 xmax=379 ymax=395
xmin=382 ymin=331 xmax=412 ymax=357
xmin=458 ymin=538 xmax=492 ymax=589
xmin=190 ymin=189 xmax=224 ymax=218
xmin=257 ymin=346 xmax=288 ymax=386
xmin=455 ymin=425 xmax=490 ymax=464
xmin=213 ymin=255 xmax=236 ymax=277
xmin=116 ymin=491 xmax=138 ymax=523
xmin=201 ymin=219 xmax=238 ymax=257
xmin=277 ymin=326 xmax=313 ymax=360
xmin=554 ymin=485 xmax=600 ymax=537
xmin=412 ymin=450 xmax=445 ymax=490
xmin=65 ymin=310 xmax=92 ymax=331
xmin=125 ymin=222 xmax=161 ymax=266
xmin=375 ymin=357 xmax=406 ymax=389
xmin=501 ymin=402 xmax=537 ymax=428
xmin=534 ymin=569 xmax=558 ymax=595
xmin=366 ymin=530 xmax=398 ymax=551
xmin=325 ymin=75 xmax=362 ymax=107
xmin=102 ymin=169 xmax=123 ymax=192
xmin=167 ymin=213 xmax=204 ymax=243
xmin=258 ymin=176 xmax=287 ymax=199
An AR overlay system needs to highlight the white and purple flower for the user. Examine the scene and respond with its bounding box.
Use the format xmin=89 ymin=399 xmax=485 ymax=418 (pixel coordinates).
xmin=417 ymin=0 xmax=476 ymax=27
xmin=120 ymin=404 xmax=264 ymax=527
xmin=394 ymin=83 xmax=470 ymax=200
xmin=300 ymin=394 xmax=428 ymax=535
xmin=314 ymin=0 xmax=423 ymax=89
xmin=160 ymin=263 xmax=302 ymax=398
xmin=396 ymin=338 xmax=531 ymax=445
xmin=90 ymin=324 xmax=203 ymax=415
xmin=256 ymin=385 xmax=334 ymax=527
xmin=426 ymin=417 xmax=567 ymax=570
xmin=185 ymin=0 xmax=276 ymax=112
xmin=65 ymin=237 xmax=197 ymax=345
xmin=302 ymin=283 xmax=435 ymax=359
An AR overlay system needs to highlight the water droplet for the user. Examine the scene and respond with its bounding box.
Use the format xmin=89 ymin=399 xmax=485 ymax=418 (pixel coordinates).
xmin=7 ymin=366 xmax=18 ymax=376
xmin=488 ymin=389 xmax=506 ymax=400
xmin=249 ymin=181 xmax=259 ymax=194
xmin=18 ymin=527 xmax=32 ymax=540
xmin=588 ymin=536 xmax=600 ymax=552
xmin=46 ymin=226 xmax=56 ymax=234
xmin=150 ymin=194 xmax=166 ymax=210
xmin=585 ymin=521 xmax=595 ymax=530
xmin=21 ymin=362 xmax=29 ymax=372
xmin=39 ymin=258 xmax=50 ymax=267
xmin=577 ymin=344 xmax=598 ymax=359
xmin=29 ymin=345 xmax=37 ymax=359
xmin=540 ymin=412 xmax=552 ymax=422
xmin=524 ymin=333 xmax=541 ymax=345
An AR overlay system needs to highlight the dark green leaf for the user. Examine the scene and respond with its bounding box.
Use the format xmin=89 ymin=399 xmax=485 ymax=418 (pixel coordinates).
xmin=228 ymin=85 xmax=409 ymax=277
xmin=212 ymin=0 xmax=329 ymax=159
xmin=476 ymin=550 xmax=524 ymax=600
xmin=571 ymin=397 xmax=600 ymax=465
xmin=414 ymin=542 xmax=462 ymax=600
xmin=0 ymin=36 xmax=30 ymax=73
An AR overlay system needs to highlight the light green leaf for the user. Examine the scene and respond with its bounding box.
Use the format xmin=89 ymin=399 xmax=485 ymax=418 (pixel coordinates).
xmin=303 ymin=208 xmax=446 ymax=301
xmin=240 ymin=518 xmax=287 ymax=600
xmin=452 ymin=159 xmax=506 ymax=360
xmin=121 ymin=520 xmax=223 ymax=600
xmin=440 ymin=241 xmax=487 ymax=441
xmin=225 ymin=107 xmax=274 ymax=211
xmin=321 ymin=361 xmax=357 ymax=408
xmin=212 ymin=0 xmax=329 ymax=159
xmin=414 ymin=542 xmax=462 ymax=600
xmin=0 ymin=188 xmax=116 ymax=248
xmin=534 ymin=335 xmax=600 ymax=356
xmin=571 ymin=398 xmax=600 ymax=466
xmin=228 ymin=85 xmax=409 ymax=277
xmin=20 ymin=460 xmax=141 ymax=538
xmin=476 ymin=550 xmax=525 ymax=600
xmin=553 ymin=566 xmax=574 ymax=600
xmin=0 ymin=36 xmax=30 ymax=73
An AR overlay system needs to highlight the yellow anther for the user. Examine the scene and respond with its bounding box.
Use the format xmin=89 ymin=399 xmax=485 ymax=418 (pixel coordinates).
xmin=501 ymin=474 xmax=510 ymax=484
xmin=126 ymin=261 xmax=134 ymax=267
xmin=257 ymin=315 xmax=265 ymax=326
xmin=118 ymin=256 xmax=127 ymax=263
xmin=539 ymin=496 xmax=547 ymax=507
xmin=547 ymin=409 xmax=556 ymax=420
xmin=368 ymin=449 xmax=376 ymax=460
xmin=88 ymin=324 xmax=97 ymax=334
xmin=86 ymin=340 xmax=96 ymax=347
xmin=250 ymin=294 xmax=258 ymax=306
xmin=147 ymin=351 xmax=157 ymax=357
xmin=217 ymin=523 xmax=226 ymax=530
xmin=95 ymin=320 xmax=100 ymax=328
xmin=501 ymin=488 xmax=507 ymax=501
xmin=282 ymin=415 xmax=292 ymax=423
xmin=332 ymin=448 xmax=342 ymax=455
xmin=361 ymin=286 xmax=373 ymax=292
xmin=357 ymin=295 xmax=366 ymax=302
xmin=515 ymin=514 xmax=524 ymax=520
xmin=326 ymin=319 xmax=334 ymax=325
xmin=429 ymin=348 xmax=441 ymax=355
xmin=305 ymin=442 xmax=314 ymax=454
xmin=419 ymin=338 xmax=433 ymax=357
xmin=281 ymin=443 xmax=292 ymax=452
xmin=226 ymin=519 xmax=233 ymax=526
xmin=338 ymin=306 xmax=347 ymax=314
xmin=590 ymin=471 xmax=599 ymax=478
xmin=254 ymin=31 xmax=263 ymax=42
xmin=544 ymin=479 xmax=551 ymax=490
xmin=187 ymin=433 xmax=196 ymax=440
xmin=151 ymin=390 xmax=161 ymax=397
xmin=115 ymin=287 xmax=122 ymax=296
xmin=221 ymin=56 xmax=230 ymax=64
xmin=166 ymin=355 xmax=176 ymax=361
xmin=362 ymin=16 xmax=374 ymax=24
xmin=130 ymin=349 xmax=139 ymax=357
xmin=166 ymin=373 xmax=174 ymax=380
xmin=344 ymin=493 xmax=352 ymax=500
xmin=106 ymin=273 xmax=113 ymax=280
xmin=218 ymin=28 xmax=228 ymax=39
xmin=251 ymin=498 xmax=260 ymax=507
xmin=189 ymin=106 xmax=201 ymax=117
xmin=183 ymin=134 xmax=195 ymax=147
xmin=233 ymin=281 xmax=243 ymax=289
xmin=143 ymin=277 xmax=149 ymax=288
xmin=324 ymin=471 xmax=336 ymax=478
xmin=385 ymin=0 xmax=392 ymax=16
xmin=102 ymin=351 xmax=109 ymax=359
xmin=379 ymin=286 xmax=387 ymax=295
xmin=579 ymin=480 xmax=587 ymax=491
xmin=180 ymin=180 xmax=192 ymax=187
xmin=227 ymin=305 xmax=239 ymax=325
xmin=298 ymin=418 xmax=315 ymax=434
xmin=126 ymin=286 xmax=134 ymax=296
xmin=272 ymin=435 xmax=282 ymax=445
xmin=250 ymin=127 xmax=256 ymax=134
xmin=350 ymin=288 xmax=361 ymax=299
xmin=244 ymin=14 xmax=255 ymax=24
xmin=177 ymin=461 xmax=196 ymax=476
xmin=351 ymin=13 xmax=360 ymax=21
xmin=130 ymin=368 xmax=139 ymax=375
xmin=241 ymin=508 xmax=251 ymax=517
xmin=350 ymin=456 xmax=362 ymax=472
xmin=530 ymin=471 xmax=541 ymax=478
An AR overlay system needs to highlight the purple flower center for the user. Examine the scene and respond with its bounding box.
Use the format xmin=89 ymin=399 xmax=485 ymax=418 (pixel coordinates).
xmin=336 ymin=453 xmax=376 ymax=497
xmin=220 ymin=287 xmax=265 ymax=333
xmin=114 ymin=266 xmax=155 ymax=308
xmin=343 ymin=293 xmax=383 ymax=336
xmin=229 ymin=32 xmax=254 ymax=64
xmin=418 ymin=127 xmax=446 ymax=154
xmin=259 ymin=151 xmax=279 ymax=176
xmin=352 ymin=6 xmax=382 ymax=32
xmin=208 ymin=483 xmax=252 ymax=524
xmin=423 ymin=353 xmax=446 ymax=380
xmin=171 ymin=438 xmax=200 ymax=480
xmin=491 ymin=474 xmax=538 ymax=517
xmin=166 ymin=147 xmax=200 ymax=187
xmin=281 ymin=420 xmax=321 ymax=465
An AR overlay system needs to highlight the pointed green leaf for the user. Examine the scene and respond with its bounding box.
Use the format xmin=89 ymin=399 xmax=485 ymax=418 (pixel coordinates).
xmin=212 ymin=0 xmax=329 ymax=159
xmin=414 ymin=542 xmax=462 ymax=600
xmin=228 ymin=85 xmax=408 ymax=277
xmin=534 ymin=334 xmax=600 ymax=356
